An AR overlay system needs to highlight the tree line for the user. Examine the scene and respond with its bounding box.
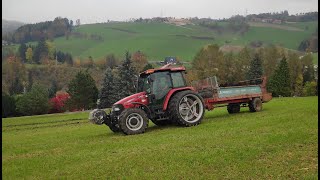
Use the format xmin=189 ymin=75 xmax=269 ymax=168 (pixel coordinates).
xmin=188 ymin=44 xmax=317 ymax=97
xmin=2 ymin=51 xmax=153 ymax=117
xmin=2 ymin=17 xmax=72 ymax=43
xmin=2 ymin=45 xmax=317 ymax=118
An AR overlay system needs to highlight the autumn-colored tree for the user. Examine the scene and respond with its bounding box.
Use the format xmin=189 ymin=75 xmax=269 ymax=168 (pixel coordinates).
xmin=46 ymin=40 xmax=56 ymax=60
xmin=49 ymin=92 xmax=70 ymax=113
xmin=262 ymin=45 xmax=281 ymax=78
xmin=132 ymin=51 xmax=148 ymax=73
xmin=2 ymin=57 xmax=27 ymax=95
xmin=25 ymin=47 xmax=33 ymax=63
xmin=191 ymin=44 xmax=224 ymax=81
xmin=287 ymin=52 xmax=303 ymax=96
xmin=234 ymin=46 xmax=251 ymax=81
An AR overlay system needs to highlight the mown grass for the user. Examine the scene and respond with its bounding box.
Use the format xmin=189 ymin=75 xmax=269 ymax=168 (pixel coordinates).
xmin=2 ymin=96 xmax=318 ymax=179
xmin=52 ymin=21 xmax=317 ymax=61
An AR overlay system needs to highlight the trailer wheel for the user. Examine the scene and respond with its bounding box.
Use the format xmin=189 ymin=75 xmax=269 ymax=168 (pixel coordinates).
xmin=227 ymin=103 xmax=240 ymax=114
xmin=118 ymin=108 xmax=149 ymax=135
xmin=249 ymin=98 xmax=262 ymax=112
xmin=168 ymin=91 xmax=205 ymax=127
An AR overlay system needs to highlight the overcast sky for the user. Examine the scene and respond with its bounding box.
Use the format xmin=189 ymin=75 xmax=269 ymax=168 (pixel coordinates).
xmin=2 ymin=0 xmax=318 ymax=24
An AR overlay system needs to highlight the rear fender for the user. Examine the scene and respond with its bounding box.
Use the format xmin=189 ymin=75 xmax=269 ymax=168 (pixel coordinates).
xmin=162 ymin=87 xmax=195 ymax=111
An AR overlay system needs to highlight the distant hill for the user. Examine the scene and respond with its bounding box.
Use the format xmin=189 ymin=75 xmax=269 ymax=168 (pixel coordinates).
xmin=2 ymin=19 xmax=24 ymax=34
xmin=49 ymin=21 xmax=317 ymax=61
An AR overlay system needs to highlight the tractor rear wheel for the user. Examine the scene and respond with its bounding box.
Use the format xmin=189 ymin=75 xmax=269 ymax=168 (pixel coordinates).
xmin=249 ymin=98 xmax=262 ymax=112
xmin=118 ymin=108 xmax=149 ymax=135
xmin=168 ymin=91 xmax=205 ymax=127
xmin=227 ymin=103 xmax=240 ymax=114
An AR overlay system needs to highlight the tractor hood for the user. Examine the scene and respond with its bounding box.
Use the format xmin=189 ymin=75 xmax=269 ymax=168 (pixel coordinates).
xmin=114 ymin=92 xmax=148 ymax=108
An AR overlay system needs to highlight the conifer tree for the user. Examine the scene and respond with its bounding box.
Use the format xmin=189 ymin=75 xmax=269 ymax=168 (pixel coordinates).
xmin=67 ymin=70 xmax=98 ymax=110
xmin=246 ymin=53 xmax=263 ymax=80
xmin=98 ymin=68 xmax=119 ymax=108
xmin=267 ymin=57 xmax=291 ymax=97
xmin=18 ymin=43 xmax=27 ymax=63
xmin=118 ymin=51 xmax=137 ymax=98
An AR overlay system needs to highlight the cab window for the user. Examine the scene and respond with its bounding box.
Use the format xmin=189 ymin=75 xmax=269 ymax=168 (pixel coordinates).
xmin=171 ymin=72 xmax=186 ymax=88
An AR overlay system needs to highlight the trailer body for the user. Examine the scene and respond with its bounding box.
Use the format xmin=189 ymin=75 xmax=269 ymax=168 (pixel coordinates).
xmin=192 ymin=76 xmax=272 ymax=111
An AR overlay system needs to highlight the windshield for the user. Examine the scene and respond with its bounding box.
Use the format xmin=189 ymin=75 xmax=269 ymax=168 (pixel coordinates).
xmin=137 ymin=75 xmax=150 ymax=93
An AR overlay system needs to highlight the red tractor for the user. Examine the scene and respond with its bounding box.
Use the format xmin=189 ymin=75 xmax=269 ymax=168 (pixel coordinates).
xmin=89 ymin=65 xmax=205 ymax=135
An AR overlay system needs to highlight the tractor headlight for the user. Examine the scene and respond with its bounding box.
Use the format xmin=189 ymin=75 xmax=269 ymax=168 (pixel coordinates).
xmin=112 ymin=104 xmax=123 ymax=113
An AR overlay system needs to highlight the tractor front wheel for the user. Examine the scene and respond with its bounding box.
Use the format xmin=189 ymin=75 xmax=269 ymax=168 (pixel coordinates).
xmin=118 ymin=108 xmax=149 ymax=135
xmin=169 ymin=91 xmax=205 ymax=127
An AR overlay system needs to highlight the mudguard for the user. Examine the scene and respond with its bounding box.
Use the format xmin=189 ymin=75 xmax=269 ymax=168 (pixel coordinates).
xmin=162 ymin=87 xmax=195 ymax=111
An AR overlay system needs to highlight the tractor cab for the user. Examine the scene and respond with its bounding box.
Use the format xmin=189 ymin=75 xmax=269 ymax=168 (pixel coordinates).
xmin=137 ymin=66 xmax=187 ymax=110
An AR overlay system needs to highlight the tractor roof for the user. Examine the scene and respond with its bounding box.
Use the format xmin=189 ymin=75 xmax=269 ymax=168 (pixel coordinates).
xmin=140 ymin=65 xmax=186 ymax=76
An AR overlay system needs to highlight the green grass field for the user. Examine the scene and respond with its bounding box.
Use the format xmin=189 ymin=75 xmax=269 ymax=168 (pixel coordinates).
xmin=2 ymin=96 xmax=318 ymax=179
xmin=51 ymin=21 xmax=317 ymax=61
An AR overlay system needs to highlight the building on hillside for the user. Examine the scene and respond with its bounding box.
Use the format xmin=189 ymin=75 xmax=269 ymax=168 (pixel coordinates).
xmin=164 ymin=56 xmax=177 ymax=65
xmin=272 ymin=19 xmax=282 ymax=24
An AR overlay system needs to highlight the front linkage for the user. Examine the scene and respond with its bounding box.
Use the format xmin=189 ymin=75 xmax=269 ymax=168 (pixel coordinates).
xmin=89 ymin=109 xmax=120 ymax=132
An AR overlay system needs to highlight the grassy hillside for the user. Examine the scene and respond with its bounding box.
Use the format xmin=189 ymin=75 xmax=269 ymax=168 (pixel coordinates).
xmin=52 ymin=21 xmax=317 ymax=61
xmin=2 ymin=96 xmax=318 ymax=179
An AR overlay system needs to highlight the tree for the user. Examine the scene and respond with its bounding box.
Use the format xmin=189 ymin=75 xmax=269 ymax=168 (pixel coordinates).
xmin=287 ymin=52 xmax=303 ymax=96
xmin=2 ymin=93 xmax=16 ymax=118
xmin=33 ymin=39 xmax=49 ymax=64
xmin=49 ymin=92 xmax=70 ymax=113
xmin=143 ymin=63 xmax=154 ymax=71
xmin=132 ymin=51 xmax=148 ymax=73
xmin=9 ymin=77 xmax=24 ymax=95
xmin=16 ymin=84 xmax=50 ymax=116
xmin=18 ymin=43 xmax=27 ymax=63
xmin=191 ymin=44 xmax=224 ymax=81
xmin=105 ymin=54 xmax=117 ymax=69
xmin=98 ymin=68 xmax=119 ymax=108
xmin=2 ymin=57 xmax=27 ymax=95
xmin=262 ymin=45 xmax=281 ymax=78
xmin=48 ymin=80 xmax=58 ymax=98
xmin=267 ymin=57 xmax=291 ymax=97
xmin=301 ymin=54 xmax=315 ymax=84
xmin=25 ymin=47 xmax=33 ymax=63
xmin=118 ymin=51 xmax=137 ymax=98
xmin=66 ymin=70 xmax=99 ymax=110
xmin=234 ymin=46 xmax=251 ymax=81
xmin=246 ymin=53 xmax=263 ymax=79
xmin=46 ymin=41 xmax=55 ymax=60
xmin=303 ymin=81 xmax=317 ymax=96
xmin=222 ymin=52 xmax=237 ymax=83
xmin=294 ymin=74 xmax=304 ymax=96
